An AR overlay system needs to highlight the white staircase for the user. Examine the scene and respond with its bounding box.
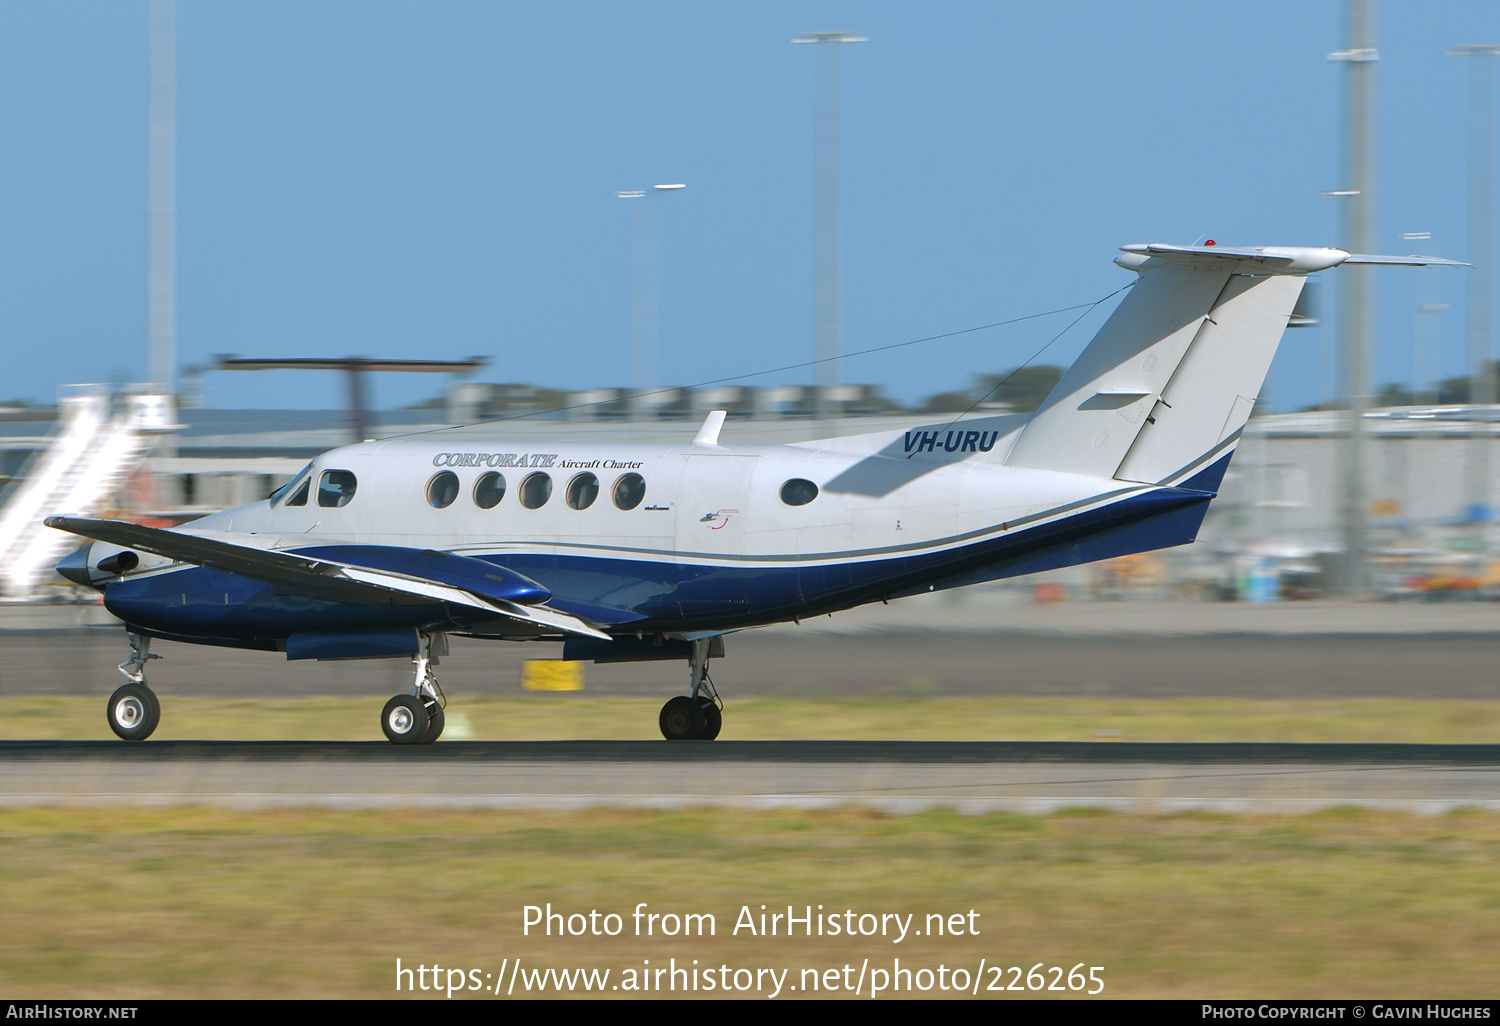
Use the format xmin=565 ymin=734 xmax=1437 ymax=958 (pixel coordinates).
xmin=0 ymin=389 xmax=177 ymax=598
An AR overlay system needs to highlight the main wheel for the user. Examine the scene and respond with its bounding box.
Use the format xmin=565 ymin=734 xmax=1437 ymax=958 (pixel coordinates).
xmin=659 ymin=695 xmax=706 ymax=741
xmin=698 ymin=698 xmax=722 ymax=741
xmin=381 ymin=694 xmax=429 ymax=745
xmin=418 ymin=702 xmax=445 ymax=745
xmin=107 ymin=683 xmax=160 ymax=741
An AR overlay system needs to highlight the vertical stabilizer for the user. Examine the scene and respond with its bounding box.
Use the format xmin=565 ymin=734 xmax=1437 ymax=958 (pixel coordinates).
xmin=1005 ymin=246 xmax=1317 ymax=486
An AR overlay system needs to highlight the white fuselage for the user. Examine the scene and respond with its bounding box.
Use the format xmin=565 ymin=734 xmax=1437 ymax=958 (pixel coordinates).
xmin=193 ymin=425 xmax=1145 ymax=584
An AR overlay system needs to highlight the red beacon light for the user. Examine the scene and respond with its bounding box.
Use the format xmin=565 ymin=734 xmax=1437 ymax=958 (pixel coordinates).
xmin=1204 ymin=239 xmax=1216 ymax=246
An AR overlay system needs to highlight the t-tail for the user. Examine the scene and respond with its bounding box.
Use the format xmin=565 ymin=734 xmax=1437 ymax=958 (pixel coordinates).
xmin=1004 ymin=243 xmax=1464 ymax=492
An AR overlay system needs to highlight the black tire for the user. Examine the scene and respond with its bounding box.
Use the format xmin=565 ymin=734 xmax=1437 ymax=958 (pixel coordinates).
xmin=107 ymin=683 xmax=160 ymax=741
xmin=418 ymin=702 xmax=445 ymax=745
xmin=659 ymin=695 xmax=706 ymax=741
xmin=382 ymin=694 xmax=429 ymax=745
xmin=698 ymin=698 xmax=722 ymax=741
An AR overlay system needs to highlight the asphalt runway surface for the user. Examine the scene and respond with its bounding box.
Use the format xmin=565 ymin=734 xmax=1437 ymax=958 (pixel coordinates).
xmin=4 ymin=626 xmax=1500 ymax=699
xmin=1 ymin=740 xmax=1496 ymax=814
xmin=6 ymin=613 xmax=1498 ymax=812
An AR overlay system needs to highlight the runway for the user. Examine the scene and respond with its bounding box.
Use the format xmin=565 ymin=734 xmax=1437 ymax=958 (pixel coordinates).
xmin=3 ymin=740 xmax=1497 ymax=814
xmin=5 ymin=603 xmax=1498 ymax=813
xmin=6 ymin=623 xmax=1500 ymax=698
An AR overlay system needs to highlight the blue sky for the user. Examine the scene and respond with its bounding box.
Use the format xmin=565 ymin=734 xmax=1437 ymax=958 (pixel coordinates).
xmin=0 ymin=2 xmax=1495 ymax=414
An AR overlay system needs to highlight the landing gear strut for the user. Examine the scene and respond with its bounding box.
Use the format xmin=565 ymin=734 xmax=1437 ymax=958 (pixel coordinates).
xmin=659 ymin=637 xmax=722 ymax=741
xmin=381 ymin=632 xmax=446 ymax=745
xmin=107 ymin=634 xmax=161 ymax=741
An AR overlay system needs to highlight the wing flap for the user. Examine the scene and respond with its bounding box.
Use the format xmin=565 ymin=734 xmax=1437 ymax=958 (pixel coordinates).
xmin=341 ymin=566 xmax=610 ymax=639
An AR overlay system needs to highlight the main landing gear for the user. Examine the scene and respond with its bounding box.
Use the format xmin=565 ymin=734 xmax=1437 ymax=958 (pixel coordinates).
xmin=659 ymin=637 xmax=722 ymax=741
xmin=107 ymin=633 xmax=162 ymax=741
xmin=381 ymin=632 xmax=446 ymax=745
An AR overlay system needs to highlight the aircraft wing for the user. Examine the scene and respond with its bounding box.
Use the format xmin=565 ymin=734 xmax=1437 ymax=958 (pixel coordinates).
xmin=44 ymin=515 xmax=611 ymax=640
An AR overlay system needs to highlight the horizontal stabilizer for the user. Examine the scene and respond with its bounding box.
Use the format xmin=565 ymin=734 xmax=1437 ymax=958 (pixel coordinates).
xmin=43 ymin=516 xmax=610 ymax=640
xmin=1341 ymin=253 xmax=1469 ymax=267
xmin=1118 ymin=243 xmax=1466 ymax=275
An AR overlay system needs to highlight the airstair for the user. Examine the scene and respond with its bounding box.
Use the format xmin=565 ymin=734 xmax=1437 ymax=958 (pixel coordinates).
xmin=0 ymin=388 xmax=177 ymax=598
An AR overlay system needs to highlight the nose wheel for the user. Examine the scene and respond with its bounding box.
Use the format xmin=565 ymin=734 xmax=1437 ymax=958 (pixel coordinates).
xmin=107 ymin=634 xmax=162 ymax=740
xmin=107 ymin=681 xmax=160 ymax=741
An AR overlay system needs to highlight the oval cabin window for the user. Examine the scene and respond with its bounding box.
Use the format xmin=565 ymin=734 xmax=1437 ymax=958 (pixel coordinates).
xmin=612 ymin=473 xmax=646 ymax=510
xmin=473 ymin=472 xmax=506 ymax=509
xmin=780 ymin=478 xmax=818 ymax=506
xmin=565 ymin=473 xmax=599 ymax=510
xmin=519 ymin=472 xmax=552 ymax=509
xmin=426 ymin=471 xmax=459 ymax=509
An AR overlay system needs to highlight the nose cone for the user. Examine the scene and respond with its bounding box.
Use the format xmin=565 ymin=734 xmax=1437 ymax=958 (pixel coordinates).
xmin=56 ymin=543 xmax=97 ymax=588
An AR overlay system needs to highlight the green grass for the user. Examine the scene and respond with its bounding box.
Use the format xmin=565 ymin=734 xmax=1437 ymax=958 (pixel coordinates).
xmin=7 ymin=695 xmax=1495 ymax=996
xmin=5 ymin=694 xmax=1500 ymax=742
xmin=1 ymin=806 xmax=1498 ymax=998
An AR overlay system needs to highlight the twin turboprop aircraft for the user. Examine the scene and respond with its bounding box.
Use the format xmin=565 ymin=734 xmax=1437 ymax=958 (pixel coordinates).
xmin=50 ymin=242 xmax=1458 ymax=743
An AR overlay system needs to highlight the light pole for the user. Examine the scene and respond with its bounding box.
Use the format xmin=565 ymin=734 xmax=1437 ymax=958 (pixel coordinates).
xmin=1400 ymin=232 xmax=1446 ymax=407
xmin=148 ymin=0 xmax=175 ymax=396
xmin=1320 ymin=190 xmax=1359 ymax=406
xmin=1448 ymin=45 xmax=1499 ymax=542
xmin=794 ymin=30 xmax=865 ymax=422
xmin=616 ymin=183 xmax=685 ymax=416
xmin=1330 ymin=0 xmax=1378 ymax=597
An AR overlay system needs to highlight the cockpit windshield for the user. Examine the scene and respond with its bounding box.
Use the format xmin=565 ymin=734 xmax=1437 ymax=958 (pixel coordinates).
xmin=269 ymin=463 xmax=313 ymax=507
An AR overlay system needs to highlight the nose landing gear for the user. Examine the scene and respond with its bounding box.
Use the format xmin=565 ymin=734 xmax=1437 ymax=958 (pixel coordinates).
xmin=380 ymin=632 xmax=446 ymax=745
xmin=107 ymin=634 xmax=162 ymax=741
xmin=658 ymin=636 xmax=723 ymax=741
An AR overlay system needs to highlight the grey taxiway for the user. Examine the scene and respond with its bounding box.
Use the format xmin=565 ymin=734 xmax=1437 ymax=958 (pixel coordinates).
xmin=3 ymin=600 xmax=1498 ymax=813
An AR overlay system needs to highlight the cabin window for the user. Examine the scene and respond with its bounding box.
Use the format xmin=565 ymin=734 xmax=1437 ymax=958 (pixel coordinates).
xmin=519 ymin=472 xmax=552 ymax=509
xmin=612 ymin=473 xmax=646 ymax=510
xmin=426 ymin=471 xmax=459 ymax=508
xmin=284 ymin=478 xmax=311 ymax=507
xmin=317 ymin=470 xmax=358 ymax=508
xmin=565 ymin=472 xmax=599 ymax=510
xmin=780 ymin=478 xmax=818 ymax=506
xmin=270 ymin=463 xmax=312 ymax=506
xmin=473 ymin=472 xmax=506 ymax=509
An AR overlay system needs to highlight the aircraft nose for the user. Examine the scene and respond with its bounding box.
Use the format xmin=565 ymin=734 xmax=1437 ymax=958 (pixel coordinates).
xmin=56 ymin=543 xmax=96 ymax=587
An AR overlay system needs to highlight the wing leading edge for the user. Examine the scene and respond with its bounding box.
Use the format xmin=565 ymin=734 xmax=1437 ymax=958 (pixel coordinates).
xmin=44 ymin=516 xmax=611 ymax=640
